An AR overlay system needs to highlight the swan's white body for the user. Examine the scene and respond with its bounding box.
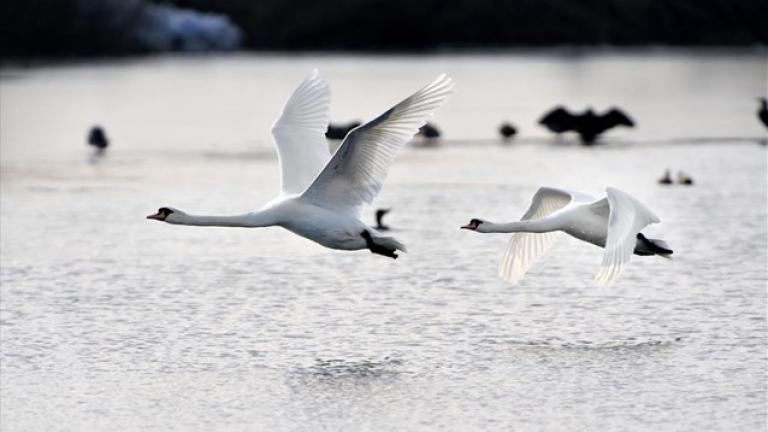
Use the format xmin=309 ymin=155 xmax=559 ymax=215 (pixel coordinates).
xmin=150 ymin=70 xmax=453 ymax=257
xmin=262 ymin=196 xmax=373 ymax=251
xmin=464 ymin=187 xmax=669 ymax=287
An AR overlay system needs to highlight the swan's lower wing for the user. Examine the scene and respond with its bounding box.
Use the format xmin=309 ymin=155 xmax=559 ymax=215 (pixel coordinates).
xmin=498 ymin=231 xmax=561 ymax=285
xmin=270 ymin=69 xmax=332 ymax=195
xmin=595 ymin=187 xmax=660 ymax=287
xmin=496 ymin=187 xmax=588 ymax=285
xmin=301 ymin=75 xmax=453 ymax=214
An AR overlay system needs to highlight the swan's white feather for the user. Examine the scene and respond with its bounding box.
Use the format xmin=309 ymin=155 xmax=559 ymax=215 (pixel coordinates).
xmin=499 ymin=187 xmax=592 ymax=284
xmin=301 ymin=74 xmax=454 ymax=214
xmin=270 ymin=69 xmax=332 ymax=195
xmin=595 ymin=187 xmax=661 ymax=287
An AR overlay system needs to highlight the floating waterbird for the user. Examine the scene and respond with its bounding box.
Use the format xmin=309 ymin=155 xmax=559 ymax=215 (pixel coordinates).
xmin=148 ymin=70 xmax=453 ymax=259
xmin=461 ymin=187 xmax=672 ymax=287
xmin=757 ymin=97 xmax=768 ymax=128
xmin=538 ymin=106 xmax=634 ymax=144
xmin=417 ymin=122 xmax=441 ymax=139
xmin=498 ymin=122 xmax=517 ymax=140
xmin=374 ymin=208 xmax=391 ymax=231
xmin=87 ymin=126 xmax=109 ymax=153
xmin=676 ymin=171 xmax=694 ymax=185
xmin=658 ymin=169 xmax=673 ymax=185
xmin=325 ymin=121 xmax=362 ymax=140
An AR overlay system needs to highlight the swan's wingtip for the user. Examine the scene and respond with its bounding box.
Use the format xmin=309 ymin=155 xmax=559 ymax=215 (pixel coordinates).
xmin=432 ymin=73 xmax=454 ymax=90
xmin=498 ymin=273 xmax=523 ymax=286
xmin=594 ymin=270 xmax=619 ymax=288
xmin=306 ymin=68 xmax=326 ymax=82
xmin=594 ymin=279 xmax=613 ymax=289
xmin=440 ymin=73 xmax=452 ymax=84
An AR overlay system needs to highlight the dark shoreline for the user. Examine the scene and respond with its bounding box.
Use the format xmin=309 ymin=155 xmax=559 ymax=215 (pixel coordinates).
xmin=2 ymin=45 xmax=766 ymax=69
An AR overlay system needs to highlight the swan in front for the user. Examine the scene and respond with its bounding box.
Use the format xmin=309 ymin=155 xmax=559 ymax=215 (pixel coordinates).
xmin=461 ymin=187 xmax=672 ymax=286
xmin=147 ymin=70 xmax=453 ymax=258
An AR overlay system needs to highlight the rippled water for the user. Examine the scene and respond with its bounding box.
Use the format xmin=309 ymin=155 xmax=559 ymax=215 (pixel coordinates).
xmin=1 ymin=52 xmax=766 ymax=431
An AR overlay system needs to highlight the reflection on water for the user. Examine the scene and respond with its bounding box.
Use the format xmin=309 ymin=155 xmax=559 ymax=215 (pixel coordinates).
xmin=1 ymin=53 xmax=766 ymax=431
xmin=291 ymin=358 xmax=404 ymax=385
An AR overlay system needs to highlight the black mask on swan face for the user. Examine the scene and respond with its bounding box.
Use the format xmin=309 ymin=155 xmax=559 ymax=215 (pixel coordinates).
xmin=146 ymin=207 xmax=175 ymax=221
xmin=461 ymin=218 xmax=484 ymax=230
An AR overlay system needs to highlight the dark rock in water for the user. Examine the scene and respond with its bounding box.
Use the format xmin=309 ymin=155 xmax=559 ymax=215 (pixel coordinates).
xmin=326 ymin=121 xmax=362 ymax=140
xmin=758 ymin=97 xmax=768 ymax=128
xmin=499 ymin=122 xmax=517 ymax=140
xmin=417 ymin=122 xmax=441 ymax=139
xmin=538 ymin=106 xmax=634 ymax=144
xmin=87 ymin=126 xmax=109 ymax=150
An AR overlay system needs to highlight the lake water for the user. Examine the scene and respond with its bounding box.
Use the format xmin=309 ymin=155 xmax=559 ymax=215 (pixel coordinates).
xmin=1 ymin=52 xmax=766 ymax=431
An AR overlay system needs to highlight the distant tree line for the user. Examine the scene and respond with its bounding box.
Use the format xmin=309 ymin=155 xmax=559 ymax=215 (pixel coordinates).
xmin=2 ymin=0 xmax=767 ymax=58
xmin=0 ymin=0 xmax=240 ymax=58
xmin=174 ymin=0 xmax=768 ymax=49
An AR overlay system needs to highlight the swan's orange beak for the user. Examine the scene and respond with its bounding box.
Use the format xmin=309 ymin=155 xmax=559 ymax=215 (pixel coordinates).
xmin=146 ymin=211 xmax=165 ymax=221
xmin=461 ymin=221 xmax=478 ymax=230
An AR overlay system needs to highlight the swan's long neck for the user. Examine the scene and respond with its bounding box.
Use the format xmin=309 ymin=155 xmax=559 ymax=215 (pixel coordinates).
xmin=168 ymin=210 xmax=276 ymax=228
xmin=480 ymin=220 xmax=557 ymax=234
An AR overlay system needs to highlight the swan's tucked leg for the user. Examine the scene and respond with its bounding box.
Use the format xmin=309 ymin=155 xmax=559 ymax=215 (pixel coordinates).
xmin=633 ymin=233 xmax=673 ymax=257
xmin=360 ymin=231 xmax=399 ymax=259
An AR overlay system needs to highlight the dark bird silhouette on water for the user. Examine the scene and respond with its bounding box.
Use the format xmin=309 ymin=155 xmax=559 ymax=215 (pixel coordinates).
xmin=375 ymin=208 xmax=391 ymax=231
xmin=417 ymin=122 xmax=441 ymax=139
xmin=538 ymin=106 xmax=635 ymax=144
xmin=325 ymin=121 xmax=361 ymax=140
xmin=498 ymin=122 xmax=517 ymax=140
xmin=676 ymin=171 xmax=694 ymax=185
xmin=87 ymin=125 xmax=109 ymax=153
xmin=658 ymin=169 xmax=693 ymax=186
xmin=757 ymin=97 xmax=768 ymax=128
xmin=658 ymin=169 xmax=673 ymax=185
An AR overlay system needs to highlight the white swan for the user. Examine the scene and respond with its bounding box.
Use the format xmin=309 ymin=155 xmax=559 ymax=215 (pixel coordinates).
xmin=461 ymin=187 xmax=672 ymax=286
xmin=147 ymin=70 xmax=453 ymax=258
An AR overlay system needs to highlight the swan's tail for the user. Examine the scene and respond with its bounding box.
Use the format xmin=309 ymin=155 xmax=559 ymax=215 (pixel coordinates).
xmin=373 ymin=236 xmax=407 ymax=253
xmin=361 ymin=231 xmax=407 ymax=259
xmin=635 ymin=233 xmax=673 ymax=258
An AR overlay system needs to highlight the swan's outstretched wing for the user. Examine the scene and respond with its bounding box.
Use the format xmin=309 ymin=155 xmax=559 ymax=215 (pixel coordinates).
xmin=270 ymin=69 xmax=332 ymax=195
xmin=499 ymin=187 xmax=595 ymax=285
xmin=595 ymin=187 xmax=660 ymax=287
xmin=301 ymin=74 xmax=453 ymax=213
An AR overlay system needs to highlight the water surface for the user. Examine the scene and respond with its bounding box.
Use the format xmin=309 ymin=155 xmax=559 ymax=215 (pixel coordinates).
xmin=1 ymin=52 xmax=766 ymax=431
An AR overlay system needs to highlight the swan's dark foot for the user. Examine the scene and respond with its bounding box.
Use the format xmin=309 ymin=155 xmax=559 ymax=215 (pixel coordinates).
xmin=360 ymin=231 xmax=398 ymax=259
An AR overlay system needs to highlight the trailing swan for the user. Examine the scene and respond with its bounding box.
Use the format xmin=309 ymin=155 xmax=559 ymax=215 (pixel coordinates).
xmin=461 ymin=187 xmax=672 ymax=286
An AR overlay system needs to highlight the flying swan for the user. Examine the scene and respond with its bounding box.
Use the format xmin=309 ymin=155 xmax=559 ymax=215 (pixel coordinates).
xmin=147 ymin=70 xmax=453 ymax=259
xmin=461 ymin=187 xmax=672 ymax=286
